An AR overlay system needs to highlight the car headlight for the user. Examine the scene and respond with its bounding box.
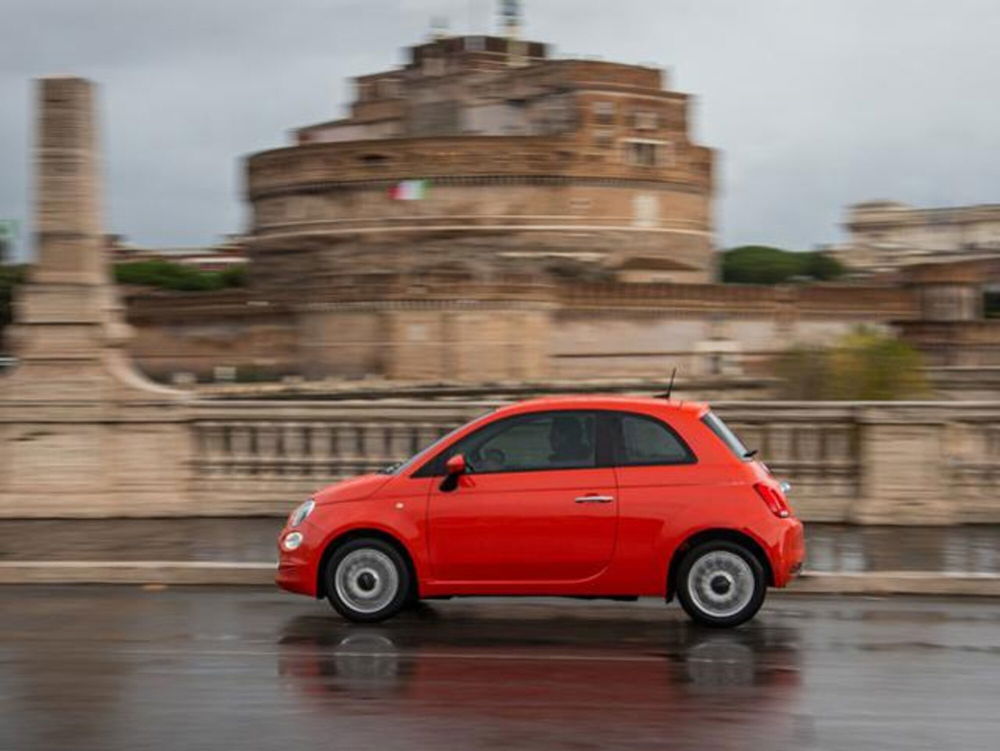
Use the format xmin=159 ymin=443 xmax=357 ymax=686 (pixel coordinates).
xmin=289 ymin=499 xmax=315 ymax=527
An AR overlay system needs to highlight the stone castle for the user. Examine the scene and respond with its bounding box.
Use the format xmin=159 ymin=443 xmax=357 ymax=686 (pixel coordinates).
xmin=120 ymin=31 xmax=984 ymax=386
xmin=246 ymin=33 xmax=715 ymax=290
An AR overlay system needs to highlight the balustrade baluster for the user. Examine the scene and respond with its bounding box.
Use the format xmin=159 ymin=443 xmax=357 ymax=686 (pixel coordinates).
xmin=283 ymin=422 xmax=306 ymax=477
xmin=230 ymin=424 xmax=254 ymax=477
xmin=254 ymin=423 xmax=279 ymax=478
xmin=311 ymin=423 xmax=334 ymax=477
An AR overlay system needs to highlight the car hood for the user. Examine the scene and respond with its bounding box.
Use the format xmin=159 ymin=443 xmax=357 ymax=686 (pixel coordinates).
xmin=314 ymin=473 xmax=393 ymax=505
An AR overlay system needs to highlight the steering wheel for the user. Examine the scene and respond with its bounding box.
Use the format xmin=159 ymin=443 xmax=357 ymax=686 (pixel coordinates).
xmin=479 ymin=447 xmax=507 ymax=472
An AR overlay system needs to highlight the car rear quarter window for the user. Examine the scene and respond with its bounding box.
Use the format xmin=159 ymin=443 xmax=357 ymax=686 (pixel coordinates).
xmin=613 ymin=413 xmax=695 ymax=466
xmin=701 ymin=412 xmax=752 ymax=460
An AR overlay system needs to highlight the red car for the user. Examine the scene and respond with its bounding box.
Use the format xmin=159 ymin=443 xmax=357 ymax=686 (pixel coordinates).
xmin=276 ymin=396 xmax=804 ymax=627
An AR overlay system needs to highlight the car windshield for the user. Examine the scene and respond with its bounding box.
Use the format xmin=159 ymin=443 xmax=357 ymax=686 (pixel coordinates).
xmin=379 ymin=409 xmax=496 ymax=475
xmin=701 ymin=412 xmax=755 ymax=460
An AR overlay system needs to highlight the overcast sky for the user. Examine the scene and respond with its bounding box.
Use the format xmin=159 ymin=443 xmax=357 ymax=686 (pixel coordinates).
xmin=2 ymin=0 xmax=999 ymax=260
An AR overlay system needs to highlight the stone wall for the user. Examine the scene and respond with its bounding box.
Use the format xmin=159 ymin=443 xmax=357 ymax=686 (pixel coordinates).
xmin=125 ymin=290 xmax=300 ymax=381
xmin=121 ymin=277 xmax=918 ymax=384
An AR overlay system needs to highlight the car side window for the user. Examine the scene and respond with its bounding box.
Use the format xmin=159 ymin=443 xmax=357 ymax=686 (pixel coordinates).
xmin=420 ymin=411 xmax=598 ymax=475
xmin=615 ymin=413 xmax=695 ymax=466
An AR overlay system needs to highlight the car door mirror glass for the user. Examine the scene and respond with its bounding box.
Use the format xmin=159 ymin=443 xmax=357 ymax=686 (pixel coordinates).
xmin=445 ymin=454 xmax=466 ymax=476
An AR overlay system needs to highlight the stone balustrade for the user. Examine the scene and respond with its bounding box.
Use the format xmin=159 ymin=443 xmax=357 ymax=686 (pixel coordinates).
xmin=179 ymin=399 xmax=1000 ymax=524
xmin=187 ymin=401 xmax=492 ymax=514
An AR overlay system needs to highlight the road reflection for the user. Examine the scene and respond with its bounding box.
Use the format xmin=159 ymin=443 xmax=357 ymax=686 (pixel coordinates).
xmin=278 ymin=603 xmax=806 ymax=748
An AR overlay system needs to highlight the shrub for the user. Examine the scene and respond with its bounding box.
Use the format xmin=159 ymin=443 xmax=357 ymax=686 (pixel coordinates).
xmin=0 ymin=264 xmax=28 ymax=352
xmin=774 ymin=329 xmax=930 ymax=400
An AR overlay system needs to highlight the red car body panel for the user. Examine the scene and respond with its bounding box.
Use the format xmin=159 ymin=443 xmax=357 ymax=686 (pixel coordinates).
xmin=276 ymin=396 xmax=805 ymax=601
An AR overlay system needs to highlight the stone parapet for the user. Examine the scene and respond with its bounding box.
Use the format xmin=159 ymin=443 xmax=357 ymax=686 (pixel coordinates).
xmin=557 ymin=281 xmax=919 ymax=318
xmin=3 ymin=390 xmax=1000 ymax=521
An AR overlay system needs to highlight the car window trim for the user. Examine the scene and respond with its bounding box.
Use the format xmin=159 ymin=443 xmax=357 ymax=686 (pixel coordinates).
xmin=411 ymin=409 xmax=609 ymax=477
xmin=609 ymin=410 xmax=698 ymax=467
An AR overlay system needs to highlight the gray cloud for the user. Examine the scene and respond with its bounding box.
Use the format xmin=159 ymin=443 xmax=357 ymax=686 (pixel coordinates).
xmin=2 ymin=0 xmax=999 ymax=260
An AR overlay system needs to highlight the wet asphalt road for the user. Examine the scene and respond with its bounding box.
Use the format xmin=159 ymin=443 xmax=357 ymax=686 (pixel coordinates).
xmin=1 ymin=588 xmax=998 ymax=751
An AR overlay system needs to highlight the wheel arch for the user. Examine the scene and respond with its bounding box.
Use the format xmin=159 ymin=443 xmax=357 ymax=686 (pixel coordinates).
xmin=315 ymin=527 xmax=420 ymax=600
xmin=665 ymin=528 xmax=774 ymax=602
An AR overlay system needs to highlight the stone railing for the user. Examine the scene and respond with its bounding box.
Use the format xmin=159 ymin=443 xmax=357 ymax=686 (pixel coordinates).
xmin=188 ymin=401 xmax=493 ymax=514
xmin=184 ymin=399 xmax=1000 ymax=524
xmin=715 ymin=402 xmax=1000 ymax=523
xmin=712 ymin=404 xmax=862 ymax=521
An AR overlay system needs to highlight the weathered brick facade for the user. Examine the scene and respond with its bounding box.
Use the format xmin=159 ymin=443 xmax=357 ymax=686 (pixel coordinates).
xmin=245 ymin=34 xmax=715 ymax=290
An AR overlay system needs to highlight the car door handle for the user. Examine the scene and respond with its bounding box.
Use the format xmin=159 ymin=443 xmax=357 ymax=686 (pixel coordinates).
xmin=574 ymin=494 xmax=615 ymax=504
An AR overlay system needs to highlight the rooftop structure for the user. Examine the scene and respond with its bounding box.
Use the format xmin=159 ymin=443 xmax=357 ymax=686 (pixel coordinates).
xmin=836 ymin=201 xmax=1000 ymax=275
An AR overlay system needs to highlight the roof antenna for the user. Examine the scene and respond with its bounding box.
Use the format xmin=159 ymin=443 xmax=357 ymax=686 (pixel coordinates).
xmin=656 ymin=368 xmax=677 ymax=400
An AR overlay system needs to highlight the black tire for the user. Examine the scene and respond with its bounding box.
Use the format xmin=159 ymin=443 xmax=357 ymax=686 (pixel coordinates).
xmin=324 ymin=537 xmax=412 ymax=623
xmin=676 ymin=540 xmax=766 ymax=628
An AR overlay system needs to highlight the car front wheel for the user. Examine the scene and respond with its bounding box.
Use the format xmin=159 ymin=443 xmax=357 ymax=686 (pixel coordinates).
xmin=325 ymin=538 xmax=411 ymax=623
xmin=677 ymin=541 xmax=766 ymax=628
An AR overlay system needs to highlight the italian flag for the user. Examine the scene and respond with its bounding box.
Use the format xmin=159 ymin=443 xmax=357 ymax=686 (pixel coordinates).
xmin=388 ymin=179 xmax=428 ymax=201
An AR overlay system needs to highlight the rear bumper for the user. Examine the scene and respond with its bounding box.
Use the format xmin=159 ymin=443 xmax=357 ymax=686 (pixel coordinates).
xmin=772 ymin=519 xmax=806 ymax=588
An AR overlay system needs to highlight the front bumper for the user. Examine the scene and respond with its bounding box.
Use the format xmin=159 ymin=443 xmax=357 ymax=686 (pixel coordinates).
xmin=275 ymin=526 xmax=320 ymax=597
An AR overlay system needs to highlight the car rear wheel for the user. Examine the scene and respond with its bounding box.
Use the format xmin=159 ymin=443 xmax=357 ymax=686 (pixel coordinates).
xmin=677 ymin=541 xmax=766 ymax=628
xmin=325 ymin=538 xmax=411 ymax=623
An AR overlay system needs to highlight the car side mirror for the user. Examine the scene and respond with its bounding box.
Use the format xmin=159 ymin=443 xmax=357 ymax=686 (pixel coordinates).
xmin=440 ymin=454 xmax=466 ymax=492
xmin=445 ymin=454 xmax=466 ymax=476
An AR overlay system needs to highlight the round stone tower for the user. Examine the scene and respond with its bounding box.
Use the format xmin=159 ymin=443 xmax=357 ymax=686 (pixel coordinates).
xmin=244 ymin=34 xmax=716 ymax=293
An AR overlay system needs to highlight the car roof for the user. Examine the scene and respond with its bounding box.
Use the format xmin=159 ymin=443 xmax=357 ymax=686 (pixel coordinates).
xmin=492 ymin=395 xmax=709 ymax=418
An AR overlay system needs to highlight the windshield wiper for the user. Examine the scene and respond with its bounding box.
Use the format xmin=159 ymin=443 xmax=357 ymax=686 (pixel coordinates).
xmin=743 ymin=449 xmax=759 ymax=459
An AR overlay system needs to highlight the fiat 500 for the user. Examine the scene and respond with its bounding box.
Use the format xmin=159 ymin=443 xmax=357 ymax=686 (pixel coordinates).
xmin=276 ymin=396 xmax=804 ymax=627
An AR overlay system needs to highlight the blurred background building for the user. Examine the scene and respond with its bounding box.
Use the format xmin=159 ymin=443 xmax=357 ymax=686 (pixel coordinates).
xmin=106 ymin=234 xmax=246 ymax=272
xmin=110 ymin=30 xmax=937 ymax=386
xmin=246 ymin=32 xmax=715 ymax=288
xmin=2 ymin=12 xmax=1000 ymax=394
xmin=834 ymin=201 xmax=1000 ymax=275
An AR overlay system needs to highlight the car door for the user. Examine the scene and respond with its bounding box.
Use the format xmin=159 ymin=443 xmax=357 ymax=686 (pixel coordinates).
xmin=609 ymin=411 xmax=705 ymax=569
xmin=424 ymin=410 xmax=618 ymax=584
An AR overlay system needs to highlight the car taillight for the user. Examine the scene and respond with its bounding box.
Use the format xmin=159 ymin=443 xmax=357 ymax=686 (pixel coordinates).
xmin=754 ymin=482 xmax=791 ymax=518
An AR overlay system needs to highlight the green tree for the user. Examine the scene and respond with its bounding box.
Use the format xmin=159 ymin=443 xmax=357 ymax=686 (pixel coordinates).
xmin=774 ymin=328 xmax=930 ymax=400
xmin=802 ymin=251 xmax=845 ymax=281
xmin=0 ymin=264 xmax=28 ymax=354
xmin=721 ymin=246 xmax=845 ymax=285
xmin=113 ymin=260 xmax=247 ymax=292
